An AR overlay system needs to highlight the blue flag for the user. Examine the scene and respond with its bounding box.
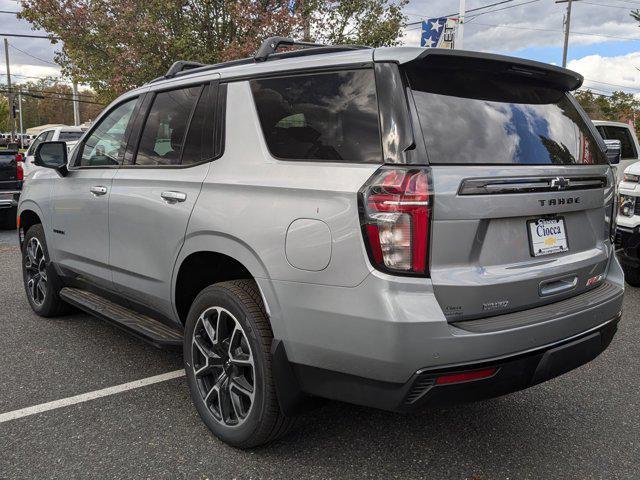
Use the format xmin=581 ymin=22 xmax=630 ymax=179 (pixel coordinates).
xmin=421 ymin=18 xmax=448 ymax=48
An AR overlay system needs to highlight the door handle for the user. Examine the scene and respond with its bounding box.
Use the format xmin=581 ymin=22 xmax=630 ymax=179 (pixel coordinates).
xmin=539 ymin=275 xmax=577 ymax=297
xmin=90 ymin=186 xmax=108 ymax=196
xmin=161 ymin=191 xmax=187 ymax=203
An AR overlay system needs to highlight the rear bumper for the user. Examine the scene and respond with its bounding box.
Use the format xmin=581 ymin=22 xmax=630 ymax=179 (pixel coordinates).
xmin=615 ymin=225 xmax=640 ymax=267
xmin=290 ymin=315 xmax=619 ymax=412
xmin=0 ymin=191 xmax=20 ymax=209
xmin=265 ymin=253 xmax=624 ymax=385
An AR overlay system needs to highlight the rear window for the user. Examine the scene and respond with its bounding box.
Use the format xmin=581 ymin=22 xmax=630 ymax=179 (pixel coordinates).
xmin=250 ymin=69 xmax=382 ymax=163
xmin=58 ymin=131 xmax=83 ymax=141
xmin=408 ymin=70 xmax=606 ymax=165
xmin=595 ymin=125 xmax=637 ymax=159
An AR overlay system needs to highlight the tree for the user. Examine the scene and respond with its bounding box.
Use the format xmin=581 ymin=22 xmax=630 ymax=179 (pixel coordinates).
xmin=19 ymin=0 xmax=407 ymax=103
xmin=308 ymin=0 xmax=407 ymax=47
xmin=1 ymin=79 xmax=102 ymax=130
xmin=575 ymin=89 xmax=640 ymax=134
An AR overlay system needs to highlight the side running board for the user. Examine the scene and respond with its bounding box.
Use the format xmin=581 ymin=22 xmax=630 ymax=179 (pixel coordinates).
xmin=59 ymin=287 xmax=183 ymax=349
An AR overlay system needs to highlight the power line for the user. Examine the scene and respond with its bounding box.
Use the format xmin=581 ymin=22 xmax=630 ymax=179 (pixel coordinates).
xmin=405 ymin=0 xmax=522 ymax=26
xmin=583 ymin=78 xmax=640 ymax=91
xmin=581 ymin=1 xmax=640 ymax=8
xmin=415 ymin=21 xmax=640 ymax=41
xmin=0 ymin=72 xmax=61 ymax=80
xmin=9 ymin=43 xmax=57 ymax=66
xmin=466 ymin=0 xmax=543 ymax=21
xmin=0 ymin=89 xmax=104 ymax=105
xmin=8 ymin=86 xmax=97 ymax=99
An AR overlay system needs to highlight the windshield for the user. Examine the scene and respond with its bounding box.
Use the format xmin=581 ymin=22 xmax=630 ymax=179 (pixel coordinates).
xmin=407 ymin=68 xmax=606 ymax=166
xmin=58 ymin=131 xmax=84 ymax=142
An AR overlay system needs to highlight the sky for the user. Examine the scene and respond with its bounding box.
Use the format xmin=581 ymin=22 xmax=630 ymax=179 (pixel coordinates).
xmin=0 ymin=0 xmax=638 ymax=98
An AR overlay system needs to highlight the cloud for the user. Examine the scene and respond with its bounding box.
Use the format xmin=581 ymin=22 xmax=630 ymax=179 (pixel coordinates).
xmin=403 ymin=0 xmax=640 ymax=51
xmin=568 ymin=52 xmax=640 ymax=96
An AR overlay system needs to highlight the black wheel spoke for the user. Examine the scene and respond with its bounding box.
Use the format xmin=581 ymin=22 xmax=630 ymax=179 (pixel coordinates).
xmin=24 ymin=237 xmax=48 ymax=307
xmin=191 ymin=306 xmax=255 ymax=427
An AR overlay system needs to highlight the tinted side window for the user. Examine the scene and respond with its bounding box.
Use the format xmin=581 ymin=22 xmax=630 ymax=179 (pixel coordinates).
xmin=182 ymin=85 xmax=214 ymax=164
xmin=597 ymin=125 xmax=637 ymax=159
xmin=135 ymin=86 xmax=201 ymax=166
xmin=250 ymin=70 xmax=382 ymax=163
xmin=79 ymin=99 xmax=137 ymax=167
xmin=58 ymin=131 xmax=84 ymax=142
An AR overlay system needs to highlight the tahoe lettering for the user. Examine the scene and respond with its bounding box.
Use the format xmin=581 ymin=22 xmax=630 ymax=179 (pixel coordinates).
xmin=538 ymin=197 xmax=580 ymax=207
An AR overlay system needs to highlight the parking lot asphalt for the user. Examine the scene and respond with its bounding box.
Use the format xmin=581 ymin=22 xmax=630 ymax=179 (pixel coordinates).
xmin=1 ymin=227 xmax=639 ymax=480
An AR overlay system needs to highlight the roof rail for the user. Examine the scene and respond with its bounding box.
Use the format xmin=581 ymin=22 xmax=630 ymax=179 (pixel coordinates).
xmin=147 ymin=37 xmax=372 ymax=84
xmin=254 ymin=36 xmax=370 ymax=62
xmin=255 ymin=36 xmax=325 ymax=62
xmin=165 ymin=60 xmax=206 ymax=78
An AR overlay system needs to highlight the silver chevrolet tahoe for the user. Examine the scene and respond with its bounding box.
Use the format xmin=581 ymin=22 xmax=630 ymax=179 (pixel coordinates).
xmin=18 ymin=37 xmax=624 ymax=448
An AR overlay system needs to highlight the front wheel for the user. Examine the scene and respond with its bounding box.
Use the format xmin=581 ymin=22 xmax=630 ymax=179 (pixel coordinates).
xmin=21 ymin=224 xmax=70 ymax=316
xmin=184 ymin=280 xmax=294 ymax=448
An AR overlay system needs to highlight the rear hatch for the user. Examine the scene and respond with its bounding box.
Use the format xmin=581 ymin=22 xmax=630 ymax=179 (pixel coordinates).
xmin=403 ymin=52 xmax=614 ymax=321
xmin=0 ymin=150 xmax=20 ymax=191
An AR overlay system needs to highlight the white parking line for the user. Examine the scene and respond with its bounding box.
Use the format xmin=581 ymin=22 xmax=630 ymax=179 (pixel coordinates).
xmin=0 ymin=369 xmax=186 ymax=424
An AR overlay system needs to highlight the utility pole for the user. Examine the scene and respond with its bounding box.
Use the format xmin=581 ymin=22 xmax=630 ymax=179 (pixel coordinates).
xmin=3 ymin=38 xmax=16 ymax=142
xmin=72 ymin=80 xmax=80 ymax=126
xmin=556 ymin=0 xmax=577 ymax=67
xmin=17 ymin=91 xmax=23 ymax=148
xmin=457 ymin=0 xmax=466 ymax=49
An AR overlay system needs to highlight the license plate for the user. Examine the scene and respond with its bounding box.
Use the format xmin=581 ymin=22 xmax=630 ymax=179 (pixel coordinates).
xmin=528 ymin=217 xmax=569 ymax=257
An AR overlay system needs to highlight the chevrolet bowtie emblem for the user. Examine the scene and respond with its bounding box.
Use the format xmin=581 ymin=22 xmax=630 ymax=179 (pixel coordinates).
xmin=549 ymin=177 xmax=570 ymax=190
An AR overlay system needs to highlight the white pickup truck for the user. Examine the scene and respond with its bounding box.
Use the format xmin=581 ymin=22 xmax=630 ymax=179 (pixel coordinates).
xmin=594 ymin=120 xmax=639 ymax=182
xmin=599 ymin=121 xmax=640 ymax=285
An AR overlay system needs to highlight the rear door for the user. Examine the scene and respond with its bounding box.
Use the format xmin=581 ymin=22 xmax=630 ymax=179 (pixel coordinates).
xmin=108 ymin=77 xmax=221 ymax=318
xmin=404 ymin=55 xmax=614 ymax=321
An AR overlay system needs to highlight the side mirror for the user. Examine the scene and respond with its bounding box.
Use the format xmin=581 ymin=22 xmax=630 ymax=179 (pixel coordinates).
xmin=34 ymin=141 xmax=68 ymax=176
xmin=604 ymin=139 xmax=622 ymax=165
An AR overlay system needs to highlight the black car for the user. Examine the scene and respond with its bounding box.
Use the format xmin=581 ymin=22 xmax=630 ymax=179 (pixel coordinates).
xmin=0 ymin=149 xmax=22 ymax=229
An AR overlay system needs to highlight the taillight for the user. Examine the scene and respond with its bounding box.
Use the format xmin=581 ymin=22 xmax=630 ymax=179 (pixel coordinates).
xmin=16 ymin=153 xmax=23 ymax=163
xmin=16 ymin=162 xmax=23 ymax=181
xmin=359 ymin=167 xmax=432 ymax=276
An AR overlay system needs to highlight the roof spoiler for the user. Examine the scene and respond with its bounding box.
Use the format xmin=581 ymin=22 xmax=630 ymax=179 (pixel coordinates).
xmin=406 ymin=49 xmax=583 ymax=91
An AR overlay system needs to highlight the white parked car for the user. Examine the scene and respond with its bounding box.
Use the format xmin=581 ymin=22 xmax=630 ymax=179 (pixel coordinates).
xmin=593 ymin=120 xmax=639 ymax=183
xmin=23 ymin=126 xmax=87 ymax=176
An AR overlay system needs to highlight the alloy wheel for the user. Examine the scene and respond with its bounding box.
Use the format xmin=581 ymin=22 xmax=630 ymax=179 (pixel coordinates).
xmin=24 ymin=237 xmax=47 ymax=307
xmin=192 ymin=306 xmax=255 ymax=427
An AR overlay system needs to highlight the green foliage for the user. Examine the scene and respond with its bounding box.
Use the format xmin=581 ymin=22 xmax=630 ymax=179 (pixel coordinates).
xmin=0 ymin=97 xmax=9 ymax=132
xmin=19 ymin=0 xmax=408 ymax=103
xmin=309 ymin=0 xmax=408 ymax=47
xmin=0 ymin=79 xmax=102 ymax=131
xmin=575 ymin=89 xmax=640 ymax=134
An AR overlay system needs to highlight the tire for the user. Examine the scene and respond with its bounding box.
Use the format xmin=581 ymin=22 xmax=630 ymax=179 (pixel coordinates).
xmin=623 ymin=264 xmax=640 ymax=287
xmin=21 ymin=224 xmax=70 ymax=317
xmin=0 ymin=207 xmax=17 ymax=230
xmin=184 ymin=280 xmax=295 ymax=448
